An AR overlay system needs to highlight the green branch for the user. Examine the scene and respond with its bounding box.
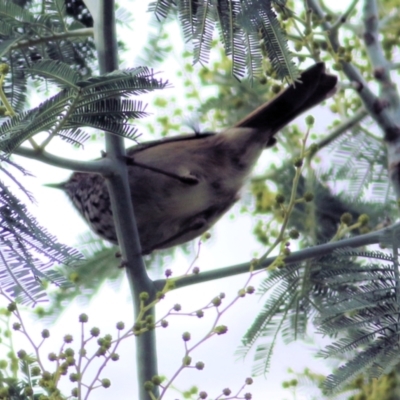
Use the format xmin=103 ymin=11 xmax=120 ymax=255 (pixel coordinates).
xmin=10 ymin=28 xmax=93 ymax=51
xmin=13 ymin=146 xmax=113 ymax=174
xmin=156 ymin=223 xmax=396 ymax=291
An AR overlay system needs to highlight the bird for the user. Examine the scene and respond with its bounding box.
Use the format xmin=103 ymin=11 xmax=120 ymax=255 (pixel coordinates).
xmin=60 ymin=63 xmax=337 ymax=255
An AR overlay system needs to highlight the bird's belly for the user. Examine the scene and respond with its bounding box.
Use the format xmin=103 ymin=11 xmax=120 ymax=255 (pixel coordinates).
xmin=131 ymin=175 xmax=239 ymax=253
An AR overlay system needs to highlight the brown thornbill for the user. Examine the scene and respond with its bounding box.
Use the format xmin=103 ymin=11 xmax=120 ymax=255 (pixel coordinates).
xmin=58 ymin=63 xmax=337 ymax=254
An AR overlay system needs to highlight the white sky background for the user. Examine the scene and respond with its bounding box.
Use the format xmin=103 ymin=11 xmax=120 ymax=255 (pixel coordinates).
xmin=1 ymin=1 xmax=360 ymax=399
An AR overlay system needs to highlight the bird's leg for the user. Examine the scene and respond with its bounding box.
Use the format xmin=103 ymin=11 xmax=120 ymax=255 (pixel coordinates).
xmin=124 ymin=156 xmax=199 ymax=185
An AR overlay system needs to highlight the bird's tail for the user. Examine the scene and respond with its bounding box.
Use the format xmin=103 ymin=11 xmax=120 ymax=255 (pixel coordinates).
xmin=234 ymin=63 xmax=337 ymax=135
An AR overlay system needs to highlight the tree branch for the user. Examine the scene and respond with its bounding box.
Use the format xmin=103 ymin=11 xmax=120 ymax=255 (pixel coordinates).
xmin=13 ymin=146 xmax=113 ymax=174
xmin=156 ymin=223 xmax=399 ymax=290
xmin=362 ymin=0 xmax=400 ymax=197
xmin=92 ymin=1 xmax=158 ymax=400
xmin=11 ymin=28 xmax=94 ymax=50
xmin=307 ymin=0 xmax=400 ymax=139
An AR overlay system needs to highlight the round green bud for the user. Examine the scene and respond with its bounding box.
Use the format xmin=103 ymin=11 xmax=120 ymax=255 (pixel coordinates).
xmin=0 ymin=360 xmax=7 ymax=369
xmin=31 ymin=366 xmax=41 ymax=376
xmin=183 ymin=355 xmax=192 ymax=366
xmin=161 ymin=319 xmax=168 ymax=328
xmin=41 ymin=329 xmax=50 ymax=339
xmin=69 ymin=373 xmax=79 ymax=382
xmin=283 ymin=248 xmax=291 ymax=256
xmin=71 ymin=388 xmax=79 ymax=397
xmin=294 ymin=43 xmax=302 ymax=51
xmin=103 ymin=340 xmax=112 ymax=350
xmin=309 ymin=143 xmax=319 ymax=153
xmin=79 ymin=313 xmax=88 ymax=323
xmin=192 ymin=266 xmax=200 ymax=274
xmin=65 ymin=348 xmax=74 ymax=357
xmin=69 ymin=272 xmax=80 ymax=284
xmin=144 ymin=381 xmax=154 ymax=391
xmin=195 ymin=361 xmax=205 ymax=370
xmin=358 ymin=214 xmax=369 ymax=226
xmin=116 ymin=321 xmax=125 ymax=330
xmin=276 ymin=258 xmax=285 ymax=268
xmin=17 ymin=349 xmax=27 ymax=359
xmin=330 ymin=104 xmax=338 ymax=113
xmin=66 ymin=356 xmax=75 ymax=366
xmin=96 ymin=347 xmax=107 ymax=356
xmin=199 ymin=391 xmax=208 ymax=399
xmin=290 ymin=379 xmax=298 ymax=386
xmin=340 ymin=212 xmax=353 ymax=225
xmin=7 ymin=302 xmax=17 ymax=312
xmin=111 ymin=353 xmax=119 ymax=361
xmin=139 ymin=292 xmax=149 ymax=301
xmin=305 ymin=115 xmax=314 ymax=126
xmin=215 ymin=325 xmax=228 ymax=335
xmin=173 ymin=304 xmax=182 ymax=311
xmin=196 ymin=310 xmax=204 ymax=318
xmin=42 ymin=371 xmax=52 ymax=381
xmin=156 ymin=291 xmax=165 ymax=300
xmin=293 ymin=158 xmax=303 ymax=168
xmin=60 ymin=362 xmax=68 ymax=372
xmin=289 ymin=229 xmax=300 ymax=239
xmin=212 ymin=297 xmax=221 ymax=307
xmin=12 ymin=322 xmax=21 ymax=331
xmin=182 ymin=332 xmax=191 ymax=341
xmin=101 ymin=379 xmax=111 ymax=388
xmin=275 ymin=193 xmax=285 ymax=204
xmin=63 ymin=334 xmax=73 ymax=343
xmin=223 ymin=388 xmax=232 ymax=396
xmin=24 ymin=386 xmax=34 ymax=396
xmin=304 ymin=192 xmax=314 ymax=202
xmin=219 ymin=292 xmax=225 ymax=299
xmin=246 ymin=286 xmax=255 ymax=294
xmin=271 ymin=84 xmax=282 ymax=94
xmin=0 ymin=64 xmax=10 ymax=74
xmin=165 ymin=269 xmax=172 ymax=277
xmin=90 ymin=327 xmax=100 ymax=337
xmin=238 ymin=289 xmax=246 ymax=298
xmin=246 ymin=377 xmax=253 ymax=385
xmin=151 ymin=375 xmax=162 ymax=385
xmin=147 ymin=322 xmax=156 ymax=330
xmin=48 ymin=352 xmax=57 ymax=361
xmin=244 ymin=393 xmax=252 ymax=399
xmin=259 ymin=76 xmax=267 ymax=85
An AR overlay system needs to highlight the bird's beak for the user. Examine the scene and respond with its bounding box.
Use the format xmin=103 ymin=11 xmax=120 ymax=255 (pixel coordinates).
xmin=43 ymin=182 xmax=66 ymax=189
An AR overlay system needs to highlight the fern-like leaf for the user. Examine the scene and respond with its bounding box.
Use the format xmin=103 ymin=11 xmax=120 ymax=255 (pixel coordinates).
xmin=26 ymin=60 xmax=80 ymax=88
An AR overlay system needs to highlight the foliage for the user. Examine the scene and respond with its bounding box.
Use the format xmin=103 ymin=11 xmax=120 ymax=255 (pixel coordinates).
xmin=1 ymin=0 xmax=400 ymax=399
xmin=148 ymin=0 xmax=297 ymax=81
